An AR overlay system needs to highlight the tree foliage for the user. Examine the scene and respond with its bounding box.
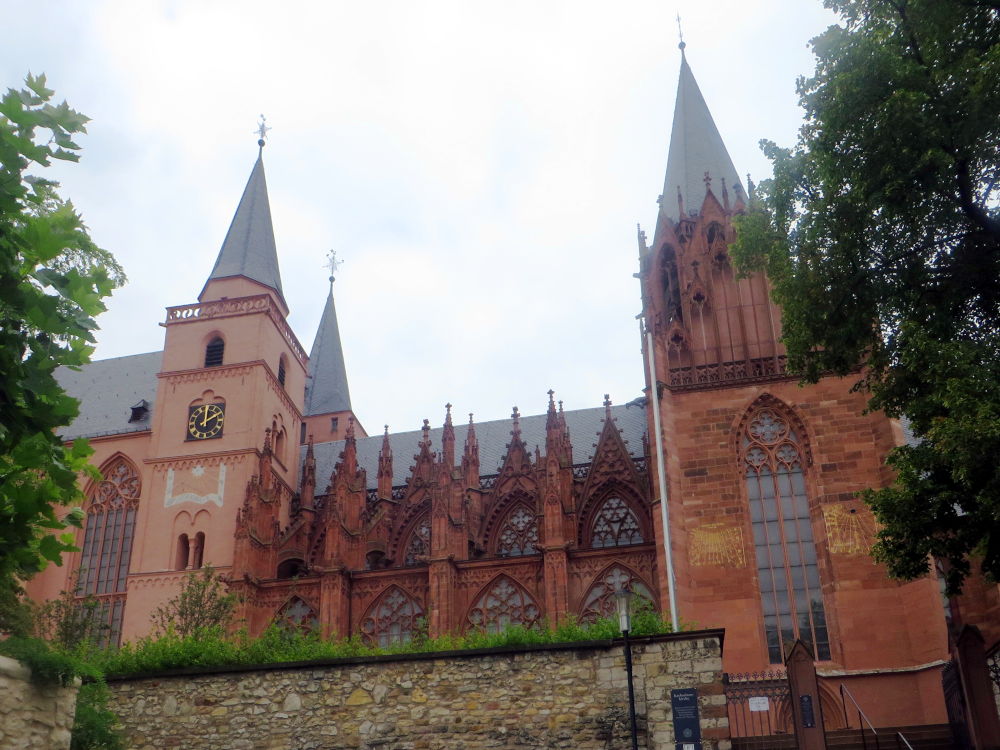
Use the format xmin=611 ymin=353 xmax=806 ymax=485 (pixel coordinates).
xmin=0 ymin=74 xmax=122 ymax=629
xmin=151 ymin=566 xmax=241 ymax=638
xmin=731 ymin=0 xmax=1000 ymax=593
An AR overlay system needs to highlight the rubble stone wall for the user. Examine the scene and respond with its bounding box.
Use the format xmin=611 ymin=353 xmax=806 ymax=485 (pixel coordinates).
xmin=107 ymin=630 xmax=729 ymax=750
xmin=0 ymin=654 xmax=79 ymax=750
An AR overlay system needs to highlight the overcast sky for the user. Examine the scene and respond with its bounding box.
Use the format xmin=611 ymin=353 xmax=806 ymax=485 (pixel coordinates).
xmin=4 ymin=0 xmax=837 ymax=435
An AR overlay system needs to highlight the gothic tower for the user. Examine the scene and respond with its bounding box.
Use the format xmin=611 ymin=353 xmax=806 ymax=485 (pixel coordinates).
xmin=123 ymin=145 xmax=309 ymax=639
xmin=638 ymin=47 xmax=949 ymax=701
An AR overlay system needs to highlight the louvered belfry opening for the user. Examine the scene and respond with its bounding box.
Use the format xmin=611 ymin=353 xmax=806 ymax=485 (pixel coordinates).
xmin=204 ymin=337 xmax=224 ymax=367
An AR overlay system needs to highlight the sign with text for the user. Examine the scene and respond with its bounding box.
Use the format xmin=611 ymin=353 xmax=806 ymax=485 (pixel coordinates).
xmin=748 ymin=696 xmax=769 ymax=712
xmin=671 ymin=688 xmax=701 ymax=750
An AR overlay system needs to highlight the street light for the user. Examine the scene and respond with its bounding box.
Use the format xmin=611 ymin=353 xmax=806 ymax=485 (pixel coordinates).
xmin=615 ymin=587 xmax=640 ymax=750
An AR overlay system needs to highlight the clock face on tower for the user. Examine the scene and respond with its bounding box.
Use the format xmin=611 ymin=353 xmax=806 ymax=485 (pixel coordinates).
xmin=187 ymin=403 xmax=226 ymax=440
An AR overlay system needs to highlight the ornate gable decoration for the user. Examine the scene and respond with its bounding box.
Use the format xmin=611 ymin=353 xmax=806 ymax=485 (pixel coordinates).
xmin=579 ymin=398 xmax=643 ymax=500
xmin=494 ymin=407 xmax=533 ymax=490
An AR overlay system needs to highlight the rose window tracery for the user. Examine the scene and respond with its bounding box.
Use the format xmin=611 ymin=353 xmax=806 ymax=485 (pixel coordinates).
xmin=361 ymin=587 xmax=423 ymax=647
xmin=590 ymin=497 xmax=644 ymax=548
xmin=467 ymin=577 xmax=540 ymax=633
xmin=496 ymin=506 xmax=539 ymax=557
xmin=404 ymin=517 xmax=430 ymax=566
xmin=580 ymin=566 xmax=654 ymax=624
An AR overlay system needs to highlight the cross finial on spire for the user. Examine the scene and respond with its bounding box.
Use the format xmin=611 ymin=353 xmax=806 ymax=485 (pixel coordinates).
xmin=325 ymin=250 xmax=344 ymax=287
xmin=677 ymin=14 xmax=686 ymax=52
xmin=256 ymin=114 xmax=270 ymax=153
xmin=704 ymin=171 xmax=712 ymax=190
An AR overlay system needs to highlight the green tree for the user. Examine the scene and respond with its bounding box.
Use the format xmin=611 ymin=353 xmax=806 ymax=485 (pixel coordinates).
xmin=731 ymin=0 xmax=1000 ymax=593
xmin=0 ymin=74 xmax=123 ymax=632
xmin=151 ymin=566 xmax=240 ymax=638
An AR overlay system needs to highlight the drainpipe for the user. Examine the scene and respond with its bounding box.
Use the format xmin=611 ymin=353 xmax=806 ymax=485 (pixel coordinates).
xmin=644 ymin=322 xmax=680 ymax=632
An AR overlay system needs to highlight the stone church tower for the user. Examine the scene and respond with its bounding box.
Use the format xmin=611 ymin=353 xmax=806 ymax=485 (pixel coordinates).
xmin=637 ymin=47 xmax=950 ymax=708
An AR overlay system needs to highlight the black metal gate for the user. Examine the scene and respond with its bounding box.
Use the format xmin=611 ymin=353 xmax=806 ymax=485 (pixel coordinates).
xmin=724 ymin=670 xmax=796 ymax=749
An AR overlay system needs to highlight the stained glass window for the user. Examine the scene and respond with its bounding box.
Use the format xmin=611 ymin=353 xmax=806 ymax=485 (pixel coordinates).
xmin=404 ymin=517 xmax=430 ymax=566
xmin=467 ymin=576 xmax=540 ymax=633
xmin=580 ymin=566 xmax=654 ymax=623
xmin=743 ymin=407 xmax=831 ymax=663
xmin=496 ymin=505 xmax=539 ymax=557
xmin=276 ymin=596 xmax=319 ymax=633
xmin=77 ymin=457 xmax=140 ymax=646
xmin=591 ymin=497 xmax=644 ymax=548
xmin=361 ymin=587 xmax=423 ymax=647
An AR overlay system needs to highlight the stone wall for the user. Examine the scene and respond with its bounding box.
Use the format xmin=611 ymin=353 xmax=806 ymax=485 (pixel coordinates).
xmin=107 ymin=630 xmax=729 ymax=750
xmin=0 ymin=654 xmax=79 ymax=750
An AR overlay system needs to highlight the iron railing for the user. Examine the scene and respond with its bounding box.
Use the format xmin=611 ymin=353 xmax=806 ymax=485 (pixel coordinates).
xmin=840 ymin=683 xmax=880 ymax=750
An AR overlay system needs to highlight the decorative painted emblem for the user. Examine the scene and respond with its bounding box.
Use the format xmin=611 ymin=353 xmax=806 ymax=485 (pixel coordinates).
xmin=165 ymin=463 xmax=226 ymax=508
xmin=823 ymin=504 xmax=875 ymax=555
xmin=689 ymin=522 xmax=746 ymax=567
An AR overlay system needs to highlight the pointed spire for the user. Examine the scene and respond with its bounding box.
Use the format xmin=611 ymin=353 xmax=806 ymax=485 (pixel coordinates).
xmin=659 ymin=51 xmax=745 ymax=224
xmin=300 ymin=436 xmax=316 ymax=509
xmin=377 ymin=425 xmax=393 ymax=498
xmin=204 ymin=153 xmax=285 ymax=301
xmin=305 ymin=280 xmax=353 ymax=416
xmin=511 ymin=406 xmax=521 ymax=441
xmin=441 ymin=403 xmax=455 ymax=468
xmin=464 ymin=413 xmax=478 ymax=459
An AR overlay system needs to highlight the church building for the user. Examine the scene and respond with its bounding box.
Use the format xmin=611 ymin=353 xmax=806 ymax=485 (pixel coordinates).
xmin=30 ymin=48 xmax=998 ymax=729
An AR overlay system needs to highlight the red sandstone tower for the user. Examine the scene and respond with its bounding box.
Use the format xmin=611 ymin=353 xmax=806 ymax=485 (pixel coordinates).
xmin=637 ymin=46 xmax=951 ymax=724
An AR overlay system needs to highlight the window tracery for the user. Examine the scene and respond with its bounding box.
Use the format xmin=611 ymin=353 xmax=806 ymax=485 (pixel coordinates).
xmin=580 ymin=566 xmax=654 ymax=624
xmin=275 ymin=597 xmax=318 ymax=633
xmin=590 ymin=497 xmax=644 ymax=548
xmin=496 ymin=505 xmax=538 ymax=557
xmin=77 ymin=457 xmax=140 ymax=646
xmin=403 ymin=517 xmax=430 ymax=566
xmin=742 ymin=405 xmax=831 ymax=663
xmin=360 ymin=587 xmax=423 ymax=647
xmin=467 ymin=577 xmax=540 ymax=633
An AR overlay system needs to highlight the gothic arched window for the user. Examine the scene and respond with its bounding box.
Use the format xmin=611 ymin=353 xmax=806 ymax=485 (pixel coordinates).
xmin=275 ymin=596 xmax=318 ymax=633
xmin=742 ymin=405 xmax=831 ymax=663
xmin=361 ymin=586 xmax=424 ymax=647
xmin=467 ymin=576 xmax=540 ymax=633
xmin=78 ymin=457 xmax=140 ymax=646
xmin=590 ymin=497 xmax=644 ymax=548
xmin=403 ymin=517 xmax=430 ymax=566
xmin=580 ymin=566 xmax=655 ymax=624
xmin=496 ymin=505 xmax=539 ymax=557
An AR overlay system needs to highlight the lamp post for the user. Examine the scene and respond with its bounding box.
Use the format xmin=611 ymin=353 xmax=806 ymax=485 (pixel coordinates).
xmin=615 ymin=587 xmax=640 ymax=750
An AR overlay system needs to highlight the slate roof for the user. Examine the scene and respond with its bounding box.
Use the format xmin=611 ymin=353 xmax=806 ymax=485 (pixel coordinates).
xmin=54 ymin=351 xmax=163 ymax=441
xmin=305 ymin=287 xmax=352 ymax=415
xmin=659 ymin=51 xmax=746 ymax=224
xmin=203 ymin=154 xmax=285 ymax=302
xmin=307 ymin=403 xmax=648 ymax=491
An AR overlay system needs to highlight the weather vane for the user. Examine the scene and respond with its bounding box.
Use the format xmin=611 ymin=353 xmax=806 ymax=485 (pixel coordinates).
xmin=325 ymin=250 xmax=344 ymax=285
xmin=256 ymin=114 xmax=271 ymax=150
xmin=677 ymin=14 xmax=686 ymax=52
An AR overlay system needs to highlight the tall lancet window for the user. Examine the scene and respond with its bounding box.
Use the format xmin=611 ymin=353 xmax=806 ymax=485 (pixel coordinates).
xmin=78 ymin=456 xmax=140 ymax=646
xmin=742 ymin=406 xmax=831 ymax=663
